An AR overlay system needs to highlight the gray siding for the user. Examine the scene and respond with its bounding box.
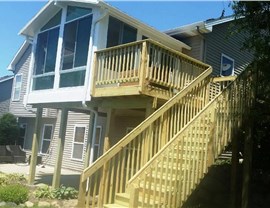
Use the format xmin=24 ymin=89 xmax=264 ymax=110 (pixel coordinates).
xmin=9 ymin=45 xmax=36 ymax=117
xmin=0 ymin=78 xmax=13 ymax=116
xmin=204 ymin=22 xmax=253 ymax=76
xmin=182 ymin=36 xmax=203 ymax=61
xmin=45 ymin=110 xmax=106 ymax=171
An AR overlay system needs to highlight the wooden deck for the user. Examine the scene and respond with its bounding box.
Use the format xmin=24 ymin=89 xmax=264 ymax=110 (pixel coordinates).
xmin=91 ymin=40 xmax=209 ymax=100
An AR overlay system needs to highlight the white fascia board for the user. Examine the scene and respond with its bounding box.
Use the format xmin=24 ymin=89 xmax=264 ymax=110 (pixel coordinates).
xmin=0 ymin=76 xmax=14 ymax=83
xmin=7 ymin=41 xmax=30 ymax=71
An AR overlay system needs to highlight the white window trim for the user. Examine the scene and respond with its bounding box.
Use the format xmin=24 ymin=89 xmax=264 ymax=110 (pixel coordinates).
xmin=20 ymin=123 xmax=28 ymax=150
xmin=12 ymin=74 xmax=23 ymax=101
xmin=40 ymin=124 xmax=54 ymax=155
xmin=71 ymin=124 xmax=87 ymax=161
xmin=220 ymin=53 xmax=235 ymax=76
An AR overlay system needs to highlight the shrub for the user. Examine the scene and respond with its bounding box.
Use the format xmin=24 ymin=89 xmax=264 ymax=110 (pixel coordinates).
xmin=0 ymin=172 xmax=27 ymax=186
xmin=0 ymin=113 xmax=19 ymax=145
xmin=0 ymin=184 xmax=29 ymax=204
xmin=35 ymin=185 xmax=54 ymax=199
xmin=52 ymin=185 xmax=78 ymax=200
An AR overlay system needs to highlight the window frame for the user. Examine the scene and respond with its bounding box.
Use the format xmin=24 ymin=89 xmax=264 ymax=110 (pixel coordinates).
xmin=71 ymin=125 xmax=87 ymax=161
xmin=220 ymin=53 xmax=235 ymax=76
xmin=40 ymin=124 xmax=54 ymax=155
xmin=12 ymin=74 xmax=23 ymax=101
xmin=19 ymin=123 xmax=27 ymax=150
xmin=93 ymin=125 xmax=102 ymax=162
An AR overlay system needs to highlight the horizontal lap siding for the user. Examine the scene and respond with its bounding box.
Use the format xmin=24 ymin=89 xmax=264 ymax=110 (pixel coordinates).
xmin=204 ymin=22 xmax=253 ymax=76
xmin=9 ymin=45 xmax=35 ymax=117
xmin=182 ymin=36 xmax=203 ymax=61
xmin=0 ymin=78 xmax=12 ymax=116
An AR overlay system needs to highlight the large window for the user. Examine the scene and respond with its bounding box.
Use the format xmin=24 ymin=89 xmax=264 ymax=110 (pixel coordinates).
xmin=13 ymin=74 xmax=22 ymax=101
xmin=107 ymin=16 xmax=137 ymax=48
xmin=40 ymin=124 xmax=53 ymax=154
xmin=19 ymin=124 xmax=27 ymax=149
xmin=72 ymin=126 xmax=86 ymax=160
xmin=60 ymin=6 xmax=92 ymax=88
xmin=33 ymin=11 xmax=61 ymax=90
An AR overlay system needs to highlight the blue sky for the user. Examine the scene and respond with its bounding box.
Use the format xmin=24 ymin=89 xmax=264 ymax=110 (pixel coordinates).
xmin=0 ymin=1 xmax=233 ymax=77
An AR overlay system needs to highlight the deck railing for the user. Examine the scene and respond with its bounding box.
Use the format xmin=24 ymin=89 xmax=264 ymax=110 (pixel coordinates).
xmin=78 ymin=66 xmax=213 ymax=207
xmin=91 ymin=39 xmax=210 ymax=99
xmin=127 ymin=67 xmax=255 ymax=207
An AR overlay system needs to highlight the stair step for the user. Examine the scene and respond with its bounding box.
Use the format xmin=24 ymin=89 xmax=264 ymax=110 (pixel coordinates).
xmin=104 ymin=203 xmax=128 ymax=208
xmin=114 ymin=192 xmax=158 ymax=207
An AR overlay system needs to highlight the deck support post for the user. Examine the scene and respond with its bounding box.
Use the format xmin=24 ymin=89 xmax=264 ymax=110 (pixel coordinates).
xmin=28 ymin=107 xmax=43 ymax=185
xmin=52 ymin=108 xmax=68 ymax=189
xmin=84 ymin=111 xmax=96 ymax=169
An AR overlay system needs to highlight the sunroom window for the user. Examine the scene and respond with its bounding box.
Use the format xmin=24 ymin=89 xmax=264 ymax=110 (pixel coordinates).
xmin=60 ymin=6 xmax=92 ymax=88
xmin=107 ymin=16 xmax=137 ymax=47
xmin=33 ymin=11 xmax=61 ymax=90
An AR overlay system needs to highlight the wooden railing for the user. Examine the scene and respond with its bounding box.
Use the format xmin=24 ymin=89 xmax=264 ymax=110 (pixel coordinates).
xmin=91 ymin=40 xmax=210 ymax=99
xmin=78 ymin=66 xmax=213 ymax=207
xmin=127 ymin=68 xmax=255 ymax=207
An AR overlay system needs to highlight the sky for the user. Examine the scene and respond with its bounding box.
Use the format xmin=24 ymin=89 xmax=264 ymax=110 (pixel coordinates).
xmin=0 ymin=0 xmax=233 ymax=77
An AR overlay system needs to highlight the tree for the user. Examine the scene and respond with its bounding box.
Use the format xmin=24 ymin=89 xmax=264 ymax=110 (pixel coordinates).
xmin=0 ymin=113 xmax=19 ymax=145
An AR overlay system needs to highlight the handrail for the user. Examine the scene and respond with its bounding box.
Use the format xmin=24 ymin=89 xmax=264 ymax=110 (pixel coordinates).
xmin=127 ymin=68 xmax=255 ymax=207
xmin=78 ymin=66 xmax=212 ymax=207
xmin=82 ymin=68 xmax=212 ymax=180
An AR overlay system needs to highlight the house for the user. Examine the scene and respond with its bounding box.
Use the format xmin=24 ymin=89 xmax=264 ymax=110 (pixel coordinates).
xmin=0 ymin=75 xmax=13 ymax=117
xmin=17 ymin=0 xmax=193 ymax=188
xmin=165 ymin=15 xmax=254 ymax=77
xmin=15 ymin=0 xmax=255 ymax=206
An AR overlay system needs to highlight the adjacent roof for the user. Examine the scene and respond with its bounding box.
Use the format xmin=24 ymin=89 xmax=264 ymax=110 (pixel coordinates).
xmin=7 ymin=41 xmax=30 ymax=71
xmin=165 ymin=15 xmax=235 ymax=38
xmin=0 ymin=75 xmax=14 ymax=83
xmin=19 ymin=0 xmax=191 ymax=51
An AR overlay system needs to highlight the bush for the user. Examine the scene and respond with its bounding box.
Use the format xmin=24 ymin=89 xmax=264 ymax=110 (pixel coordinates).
xmin=0 ymin=172 xmax=27 ymax=186
xmin=0 ymin=113 xmax=19 ymax=145
xmin=52 ymin=185 xmax=78 ymax=200
xmin=35 ymin=185 xmax=54 ymax=199
xmin=0 ymin=184 xmax=29 ymax=204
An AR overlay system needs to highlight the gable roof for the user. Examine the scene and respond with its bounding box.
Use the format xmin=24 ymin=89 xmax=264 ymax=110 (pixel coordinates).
xmin=165 ymin=15 xmax=235 ymax=38
xmin=19 ymin=0 xmax=191 ymax=51
xmin=7 ymin=41 xmax=31 ymax=72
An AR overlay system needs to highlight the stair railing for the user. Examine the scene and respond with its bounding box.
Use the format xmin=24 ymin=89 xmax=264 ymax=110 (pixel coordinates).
xmin=127 ymin=67 xmax=255 ymax=207
xmin=77 ymin=65 xmax=213 ymax=207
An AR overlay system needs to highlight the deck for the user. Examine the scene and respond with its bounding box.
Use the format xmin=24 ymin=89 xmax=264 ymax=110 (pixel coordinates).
xmin=91 ymin=39 xmax=209 ymax=101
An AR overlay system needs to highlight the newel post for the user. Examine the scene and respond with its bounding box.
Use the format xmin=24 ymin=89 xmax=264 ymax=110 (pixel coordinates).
xmin=139 ymin=41 xmax=148 ymax=94
xmin=129 ymin=184 xmax=139 ymax=208
xmin=77 ymin=174 xmax=87 ymax=207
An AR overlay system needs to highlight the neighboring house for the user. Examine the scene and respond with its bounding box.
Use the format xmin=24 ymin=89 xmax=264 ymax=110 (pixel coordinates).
xmin=0 ymin=75 xmax=13 ymax=117
xmin=16 ymin=0 xmax=191 ymax=186
xmin=165 ymin=16 xmax=254 ymax=77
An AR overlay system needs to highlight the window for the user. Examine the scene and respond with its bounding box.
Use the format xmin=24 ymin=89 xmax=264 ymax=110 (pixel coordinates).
xmin=13 ymin=74 xmax=22 ymax=101
xmin=60 ymin=6 xmax=92 ymax=88
xmin=107 ymin=16 xmax=137 ymax=47
xmin=33 ymin=11 xmax=61 ymax=90
xmin=72 ymin=126 xmax=86 ymax=160
xmin=220 ymin=54 xmax=234 ymax=76
xmin=93 ymin=126 xmax=102 ymax=162
xmin=18 ymin=124 xmax=27 ymax=149
xmin=40 ymin=124 xmax=53 ymax=154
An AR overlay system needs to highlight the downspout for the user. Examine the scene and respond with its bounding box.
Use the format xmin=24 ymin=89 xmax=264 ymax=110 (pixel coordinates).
xmin=196 ymin=26 xmax=206 ymax=63
xmin=82 ymin=8 xmax=108 ymax=165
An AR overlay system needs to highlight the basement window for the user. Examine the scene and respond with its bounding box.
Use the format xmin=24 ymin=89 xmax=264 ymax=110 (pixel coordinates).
xmin=40 ymin=124 xmax=53 ymax=154
xmin=72 ymin=126 xmax=86 ymax=160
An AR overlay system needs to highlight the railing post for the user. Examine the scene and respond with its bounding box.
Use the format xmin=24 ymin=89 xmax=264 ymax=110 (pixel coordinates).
xmin=139 ymin=41 xmax=148 ymax=94
xmin=129 ymin=184 xmax=139 ymax=208
xmin=77 ymin=174 xmax=87 ymax=207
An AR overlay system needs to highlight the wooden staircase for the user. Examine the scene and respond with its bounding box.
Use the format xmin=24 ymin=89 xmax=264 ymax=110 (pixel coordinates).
xmin=77 ymin=55 xmax=255 ymax=207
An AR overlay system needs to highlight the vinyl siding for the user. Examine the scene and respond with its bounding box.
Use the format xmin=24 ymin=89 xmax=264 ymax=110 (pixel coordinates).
xmin=204 ymin=22 xmax=254 ymax=76
xmin=45 ymin=110 xmax=107 ymax=171
xmin=182 ymin=36 xmax=204 ymax=61
xmin=9 ymin=45 xmax=35 ymax=117
xmin=0 ymin=78 xmax=13 ymax=116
